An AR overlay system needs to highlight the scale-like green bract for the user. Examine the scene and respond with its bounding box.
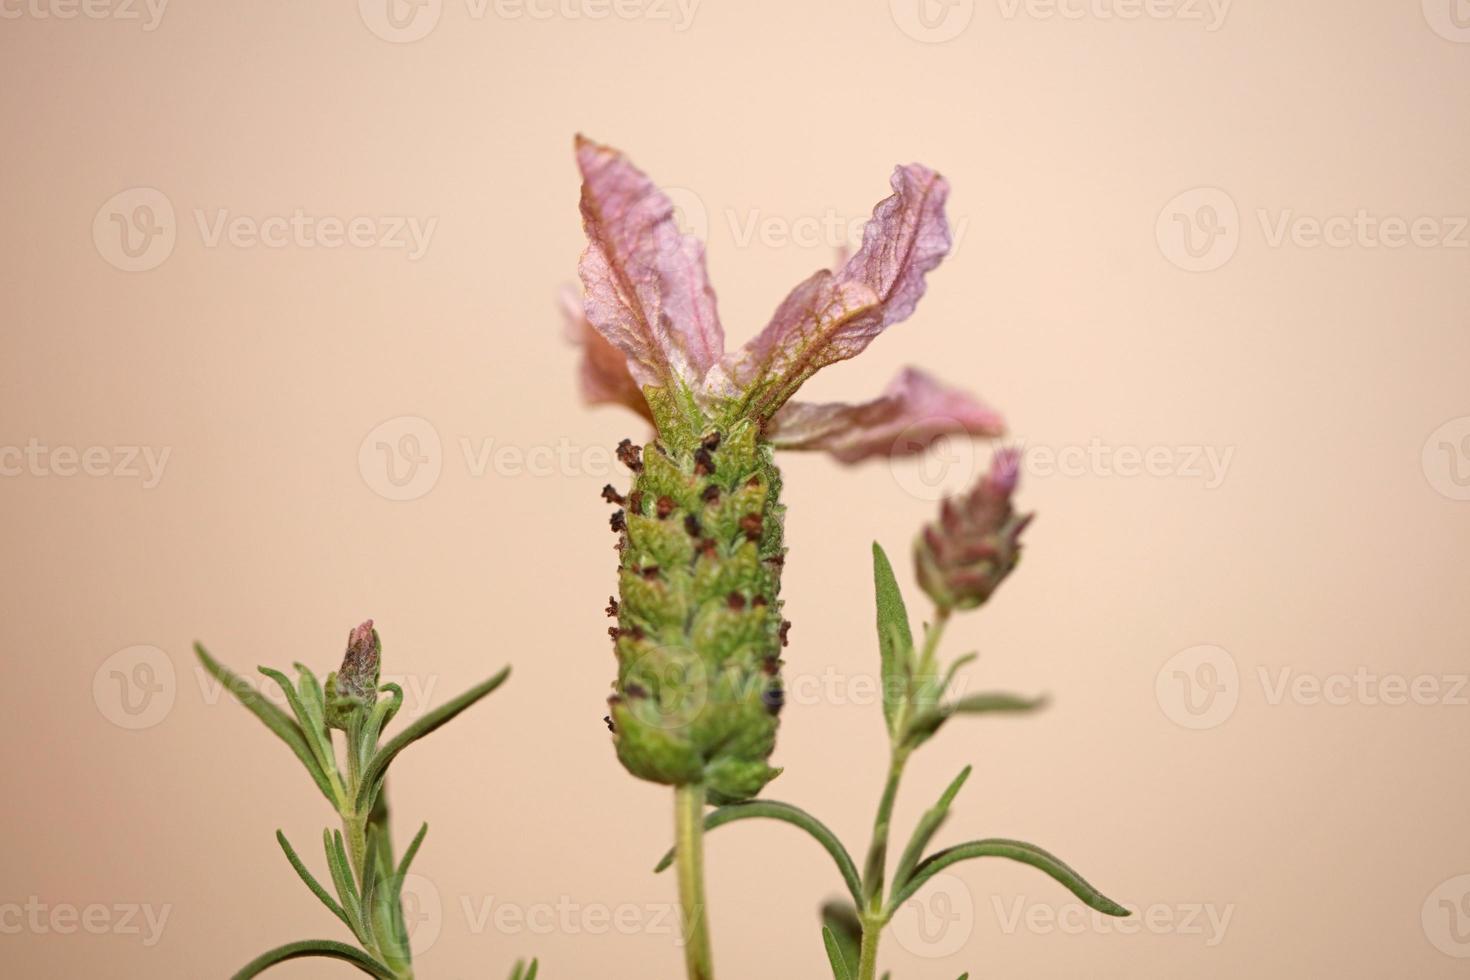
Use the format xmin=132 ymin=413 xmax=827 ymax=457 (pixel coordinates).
xmin=604 ymin=421 xmax=787 ymax=803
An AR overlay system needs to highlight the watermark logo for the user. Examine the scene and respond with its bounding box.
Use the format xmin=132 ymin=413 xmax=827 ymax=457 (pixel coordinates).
xmin=662 ymin=186 xmax=709 ymax=241
xmin=1424 ymin=874 xmax=1470 ymax=957
xmin=396 ymin=873 xmax=443 ymax=952
xmin=94 ymin=645 xmax=176 ymax=730
xmin=94 ymin=188 xmax=176 ymax=273
xmin=1159 ymin=647 xmax=1470 ymax=729
xmin=1156 ymin=644 xmax=1238 ymax=730
xmin=359 ymin=0 xmax=443 ymax=41
xmin=94 ymin=190 xmax=436 ymax=270
xmin=359 ymin=416 xmax=443 ymax=501
xmin=891 ymin=872 xmax=974 ymax=957
xmin=1157 ymin=187 xmax=1239 ymax=272
xmin=620 ymin=646 xmax=710 ymax=732
xmin=889 ymin=421 xmax=980 ymax=502
xmin=890 ymin=0 xmax=975 ymax=42
xmin=1423 ymin=0 xmax=1470 ymax=43
xmin=1422 ymin=416 xmax=1470 ymax=501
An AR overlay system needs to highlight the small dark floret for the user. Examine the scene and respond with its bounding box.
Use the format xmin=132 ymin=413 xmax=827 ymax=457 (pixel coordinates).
xmin=616 ymin=438 xmax=642 ymax=472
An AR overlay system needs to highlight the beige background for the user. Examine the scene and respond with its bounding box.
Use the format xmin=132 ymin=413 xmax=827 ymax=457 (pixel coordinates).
xmin=3 ymin=1 xmax=1469 ymax=977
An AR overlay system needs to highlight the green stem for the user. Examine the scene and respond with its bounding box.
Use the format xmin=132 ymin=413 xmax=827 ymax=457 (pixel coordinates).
xmin=857 ymin=915 xmax=883 ymax=980
xmin=344 ymin=812 xmax=369 ymax=891
xmin=861 ymin=753 xmax=907 ymax=910
xmin=674 ymin=784 xmax=714 ymax=980
xmin=855 ymin=605 xmax=954 ymax=980
xmin=916 ymin=606 xmax=951 ymax=680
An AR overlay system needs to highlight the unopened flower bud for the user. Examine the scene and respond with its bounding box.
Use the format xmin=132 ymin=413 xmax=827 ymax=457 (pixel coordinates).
xmin=327 ymin=620 xmax=380 ymax=728
xmin=914 ymin=449 xmax=1032 ymax=612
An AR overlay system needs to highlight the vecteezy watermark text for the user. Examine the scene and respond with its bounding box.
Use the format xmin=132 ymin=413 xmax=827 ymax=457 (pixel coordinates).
xmin=358 ymin=0 xmax=699 ymax=43
xmin=0 ymin=898 xmax=171 ymax=947
xmin=1157 ymin=644 xmax=1470 ymax=730
xmin=0 ymin=0 xmax=167 ymax=29
xmin=1 ymin=439 xmax=170 ymax=488
xmin=93 ymin=188 xmax=437 ymax=272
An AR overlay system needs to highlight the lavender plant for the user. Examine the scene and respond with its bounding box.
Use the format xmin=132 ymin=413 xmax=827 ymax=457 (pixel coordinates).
xmin=566 ymin=137 xmax=1125 ymax=978
xmin=196 ymin=621 xmax=536 ymax=980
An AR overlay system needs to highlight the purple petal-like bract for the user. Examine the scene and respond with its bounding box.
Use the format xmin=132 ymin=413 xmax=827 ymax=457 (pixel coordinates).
xmin=766 ymin=367 xmax=1005 ymax=463
xmin=560 ymin=288 xmax=653 ymax=421
xmin=728 ymin=164 xmax=951 ymax=417
xmin=575 ymin=136 xmax=723 ymax=393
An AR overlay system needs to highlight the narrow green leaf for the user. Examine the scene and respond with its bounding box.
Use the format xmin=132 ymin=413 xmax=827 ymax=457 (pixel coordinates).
xmin=939 ymin=652 xmax=977 ymax=698
xmin=275 ymin=831 xmax=350 ymax=929
xmin=376 ymin=819 xmax=429 ymax=952
xmin=903 ymin=692 xmax=1047 ymax=751
xmin=822 ymin=926 xmax=854 ymax=980
xmin=508 ymin=958 xmax=540 ymax=980
xmin=355 ymin=666 xmax=512 ymax=813
xmin=888 ymin=838 xmax=1129 ymax=918
xmin=653 ymin=800 xmax=863 ymax=907
xmin=872 ymin=542 xmax=914 ymax=737
xmin=324 ymin=829 xmax=368 ymax=944
xmin=951 ymin=692 xmax=1049 ymax=714
xmin=395 ymin=821 xmax=428 ymax=884
xmin=820 ymin=901 xmax=861 ymax=979
xmin=891 ymin=766 xmax=971 ymax=894
xmin=194 ymin=644 xmax=336 ymax=804
xmin=292 ymin=663 xmax=329 ymax=735
xmin=229 ymin=939 xmax=395 ymax=980
xmin=363 ymin=683 xmax=405 ymax=752
xmin=259 ymin=666 xmax=338 ymax=781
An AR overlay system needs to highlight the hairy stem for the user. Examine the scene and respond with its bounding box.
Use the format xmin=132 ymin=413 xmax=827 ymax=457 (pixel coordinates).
xmin=857 ymin=913 xmax=883 ymax=980
xmin=916 ymin=606 xmax=951 ymax=680
xmin=675 ymin=783 xmax=714 ymax=980
xmin=861 ymin=754 xmax=908 ymax=910
xmin=856 ymin=605 xmax=954 ymax=979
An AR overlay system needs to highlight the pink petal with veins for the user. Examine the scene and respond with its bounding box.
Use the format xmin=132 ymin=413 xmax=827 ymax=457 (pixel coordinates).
xmin=560 ymin=288 xmax=652 ymax=421
xmin=726 ymin=164 xmax=951 ymax=417
xmin=575 ymin=136 xmax=724 ymax=392
xmin=765 ymin=366 xmax=1004 ymax=463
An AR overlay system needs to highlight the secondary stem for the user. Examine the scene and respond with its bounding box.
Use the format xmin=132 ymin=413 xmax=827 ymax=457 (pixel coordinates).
xmin=861 ymin=754 xmax=908 ymax=910
xmin=674 ymin=783 xmax=714 ymax=980
xmin=856 ymin=605 xmax=953 ymax=980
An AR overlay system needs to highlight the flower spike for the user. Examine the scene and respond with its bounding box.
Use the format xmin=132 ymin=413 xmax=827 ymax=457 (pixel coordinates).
xmin=568 ymin=138 xmax=1006 ymax=805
